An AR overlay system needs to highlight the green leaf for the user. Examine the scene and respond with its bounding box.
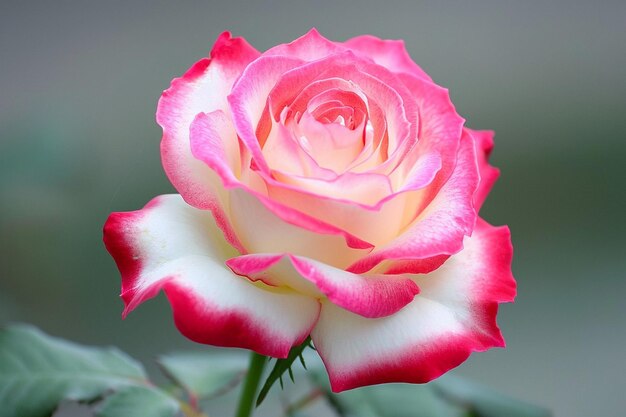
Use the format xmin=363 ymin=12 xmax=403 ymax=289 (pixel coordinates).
xmin=308 ymin=367 xmax=550 ymax=417
xmin=157 ymin=351 xmax=246 ymax=400
xmin=432 ymin=376 xmax=551 ymax=417
xmin=308 ymin=368 xmax=461 ymax=417
xmin=256 ymin=337 xmax=311 ymax=407
xmin=0 ymin=324 xmax=179 ymax=417
xmin=94 ymin=386 xmax=180 ymax=417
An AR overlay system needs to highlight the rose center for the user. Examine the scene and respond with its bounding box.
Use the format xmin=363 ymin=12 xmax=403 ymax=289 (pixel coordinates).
xmin=260 ymin=80 xmax=385 ymax=180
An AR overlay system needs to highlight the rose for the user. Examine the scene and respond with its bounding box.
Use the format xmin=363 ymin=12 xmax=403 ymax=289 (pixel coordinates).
xmin=104 ymin=29 xmax=516 ymax=392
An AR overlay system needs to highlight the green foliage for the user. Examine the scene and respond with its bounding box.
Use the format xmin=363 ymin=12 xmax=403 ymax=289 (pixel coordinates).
xmin=0 ymin=324 xmax=551 ymax=417
xmin=94 ymin=386 xmax=179 ymax=417
xmin=256 ymin=337 xmax=312 ymax=407
xmin=431 ymin=376 xmax=551 ymax=417
xmin=308 ymin=369 xmax=461 ymax=417
xmin=308 ymin=367 xmax=551 ymax=417
xmin=0 ymin=324 xmax=179 ymax=417
xmin=158 ymin=351 xmax=246 ymax=400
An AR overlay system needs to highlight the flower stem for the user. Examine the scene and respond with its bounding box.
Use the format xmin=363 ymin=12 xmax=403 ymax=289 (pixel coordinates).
xmin=235 ymin=351 xmax=267 ymax=417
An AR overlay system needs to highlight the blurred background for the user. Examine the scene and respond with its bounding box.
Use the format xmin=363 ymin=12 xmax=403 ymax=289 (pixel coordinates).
xmin=1 ymin=1 xmax=625 ymax=416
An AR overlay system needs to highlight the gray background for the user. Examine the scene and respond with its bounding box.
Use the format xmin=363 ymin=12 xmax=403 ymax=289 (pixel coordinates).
xmin=1 ymin=1 xmax=625 ymax=416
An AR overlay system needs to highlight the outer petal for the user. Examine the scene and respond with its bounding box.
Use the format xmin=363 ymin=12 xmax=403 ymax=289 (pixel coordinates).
xmin=157 ymin=32 xmax=259 ymax=251
xmin=312 ymin=219 xmax=516 ymax=392
xmin=260 ymin=159 xmax=438 ymax=246
xmin=263 ymin=28 xmax=346 ymax=61
xmin=466 ymin=128 xmax=500 ymax=209
xmin=267 ymin=170 xmax=394 ymax=207
xmin=389 ymin=73 xmax=464 ymax=196
xmin=348 ymin=131 xmax=479 ymax=274
xmin=158 ymin=32 xmax=259 ymax=207
xmin=226 ymin=254 xmax=420 ymax=318
xmin=103 ymin=194 xmax=320 ymax=358
xmin=343 ymin=35 xmax=432 ymax=81
xmin=228 ymin=188 xmax=372 ymax=269
xmin=378 ymin=254 xmax=450 ymax=275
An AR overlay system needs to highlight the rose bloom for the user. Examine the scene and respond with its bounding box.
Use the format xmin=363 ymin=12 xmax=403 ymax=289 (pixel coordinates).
xmin=104 ymin=29 xmax=516 ymax=392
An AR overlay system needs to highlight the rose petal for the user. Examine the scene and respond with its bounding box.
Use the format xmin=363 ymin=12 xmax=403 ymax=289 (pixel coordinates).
xmin=103 ymin=194 xmax=320 ymax=358
xmin=268 ymin=169 xmax=393 ymax=206
xmin=227 ymin=55 xmax=304 ymax=173
xmin=263 ymin=28 xmax=346 ymax=61
xmin=377 ymin=254 xmax=450 ymax=275
xmin=157 ymin=32 xmax=258 ymax=252
xmin=263 ymin=51 xmax=413 ymax=162
xmin=348 ymin=130 xmax=478 ymax=274
xmin=231 ymin=52 xmax=444 ymax=245
xmin=467 ymin=128 xmax=500 ymax=209
xmin=271 ymin=77 xmax=366 ymax=123
xmin=262 ymin=113 xmax=337 ymax=179
xmin=292 ymin=111 xmax=365 ymax=173
xmin=228 ymin=188 xmax=372 ymax=268
xmin=158 ymin=31 xmax=259 ymax=208
xmin=261 ymin=49 xmax=424 ymax=179
xmin=389 ymin=73 xmax=465 ymax=193
xmin=311 ymin=219 xmax=516 ymax=391
xmin=189 ymin=112 xmax=375 ymax=267
xmin=347 ymin=97 xmax=387 ymax=172
xmin=338 ymin=60 xmax=420 ymax=175
xmin=343 ymin=34 xmax=432 ymax=81
xmin=226 ymin=254 xmax=420 ymax=318
xmin=272 ymin=77 xmax=384 ymax=175
xmin=251 ymin=151 xmax=440 ymax=246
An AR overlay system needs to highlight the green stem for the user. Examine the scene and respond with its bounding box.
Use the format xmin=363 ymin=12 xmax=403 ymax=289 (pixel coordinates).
xmin=235 ymin=352 xmax=267 ymax=417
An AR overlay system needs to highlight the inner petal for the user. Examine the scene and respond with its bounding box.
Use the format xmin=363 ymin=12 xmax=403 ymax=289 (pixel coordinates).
xmin=315 ymin=105 xmax=355 ymax=128
xmin=259 ymin=53 xmax=414 ymax=186
xmin=261 ymin=107 xmax=337 ymax=180
xmin=306 ymin=88 xmax=367 ymax=125
xmin=347 ymin=97 xmax=388 ymax=173
xmin=267 ymin=78 xmax=377 ymax=176
xmin=291 ymin=110 xmax=365 ymax=173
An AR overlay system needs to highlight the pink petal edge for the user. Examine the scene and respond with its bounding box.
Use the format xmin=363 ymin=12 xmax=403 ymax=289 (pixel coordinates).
xmin=103 ymin=194 xmax=321 ymax=358
xmin=226 ymin=253 xmax=420 ymax=318
xmin=312 ymin=219 xmax=516 ymax=392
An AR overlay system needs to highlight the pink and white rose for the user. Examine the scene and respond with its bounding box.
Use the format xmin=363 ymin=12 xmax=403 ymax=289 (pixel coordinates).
xmin=104 ymin=29 xmax=516 ymax=392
